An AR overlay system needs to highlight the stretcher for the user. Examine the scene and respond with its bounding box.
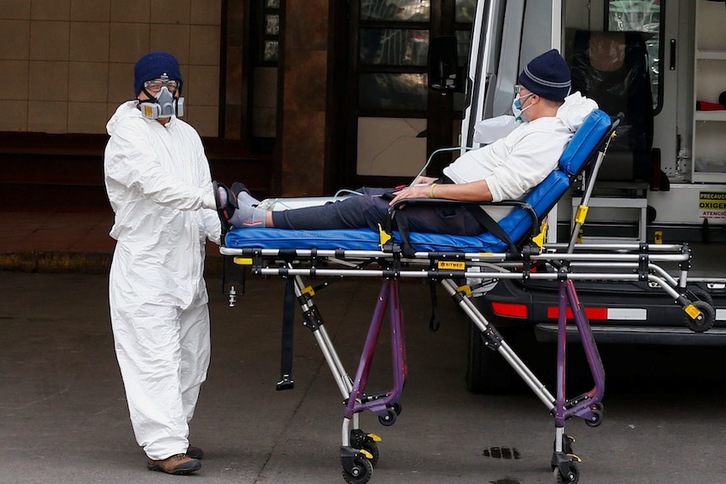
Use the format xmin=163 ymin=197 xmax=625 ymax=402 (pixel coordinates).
xmin=219 ymin=110 xmax=715 ymax=484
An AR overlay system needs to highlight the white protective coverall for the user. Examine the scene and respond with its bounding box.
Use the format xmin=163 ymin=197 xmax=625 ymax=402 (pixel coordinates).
xmin=104 ymin=101 xmax=220 ymax=460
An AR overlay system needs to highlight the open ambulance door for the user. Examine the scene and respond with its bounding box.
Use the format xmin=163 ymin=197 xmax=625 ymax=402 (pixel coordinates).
xmin=463 ymin=1 xmax=726 ymax=395
xmin=460 ymin=0 xmax=563 ymax=149
xmin=458 ymin=0 xmax=564 ymax=240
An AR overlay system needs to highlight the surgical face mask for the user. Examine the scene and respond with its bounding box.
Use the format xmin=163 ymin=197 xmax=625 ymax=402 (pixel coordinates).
xmin=511 ymin=93 xmax=534 ymax=122
xmin=138 ymin=86 xmax=185 ymax=119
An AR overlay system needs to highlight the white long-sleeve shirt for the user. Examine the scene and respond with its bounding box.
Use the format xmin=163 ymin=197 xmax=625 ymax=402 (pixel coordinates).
xmin=443 ymin=92 xmax=598 ymax=220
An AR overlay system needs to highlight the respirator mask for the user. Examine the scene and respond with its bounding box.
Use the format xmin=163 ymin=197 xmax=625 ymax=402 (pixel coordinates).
xmin=511 ymin=92 xmax=533 ymax=122
xmin=138 ymin=79 xmax=185 ymax=119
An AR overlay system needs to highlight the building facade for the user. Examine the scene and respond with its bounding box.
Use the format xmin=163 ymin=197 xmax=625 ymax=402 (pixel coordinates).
xmin=0 ymin=0 xmax=473 ymax=208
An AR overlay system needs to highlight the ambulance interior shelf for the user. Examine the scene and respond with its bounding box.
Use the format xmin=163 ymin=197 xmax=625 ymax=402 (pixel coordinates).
xmin=692 ymin=0 xmax=726 ymax=179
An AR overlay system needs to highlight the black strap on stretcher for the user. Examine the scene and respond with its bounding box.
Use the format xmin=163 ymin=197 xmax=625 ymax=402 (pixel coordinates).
xmin=392 ymin=202 xmax=518 ymax=256
xmin=387 ymin=210 xmax=415 ymax=257
xmin=462 ymin=204 xmax=518 ymax=254
xmin=393 ymin=201 xmax=518 ymax=332
xmin=277 ymin=277 xmax=295 ymax=391
xmin=428 ymin=279 xmax=441 ymax=331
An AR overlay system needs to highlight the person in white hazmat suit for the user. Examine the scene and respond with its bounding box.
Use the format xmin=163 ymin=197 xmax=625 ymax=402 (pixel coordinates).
xmin=104 ymin=51 xmax=220 ymax=476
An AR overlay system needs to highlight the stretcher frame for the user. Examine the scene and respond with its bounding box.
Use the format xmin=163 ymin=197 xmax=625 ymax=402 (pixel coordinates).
xmin=219 ymin=111 xmax=715 ymax=484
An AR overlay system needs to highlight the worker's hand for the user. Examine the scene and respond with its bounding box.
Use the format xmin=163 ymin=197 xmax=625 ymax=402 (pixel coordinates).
xmin=390 ymin=184 xmax=431 ymax=206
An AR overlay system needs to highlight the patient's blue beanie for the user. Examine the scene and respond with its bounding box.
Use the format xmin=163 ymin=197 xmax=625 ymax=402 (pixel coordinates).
xmin=518 ymin=49 xmax=571 ymax=102
xmin=134 ymin=51 xmax=183 ymax=95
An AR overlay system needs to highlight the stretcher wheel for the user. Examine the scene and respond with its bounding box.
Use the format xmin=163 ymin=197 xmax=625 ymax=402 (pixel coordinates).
xmin=584 ymin=409 xmax=603 ymax=428
xmin=392 ymin=402 xmax=402 ymax=415
xmin=378 ymin=409 xmax=397 ymax=426
xmin=689 ymin=287 xmax=714 ymax=306
xmin=349 ymin=430 xmax=380 ymax=467
xmin=342 ymin=457 xmax=373 ymax=484
xmin=553 ymin=434 xmax=575 ymax=455
xmin=554 ymin=465 xmax=579 ymax=483
xmin=358 ymin=441 xmax=379 ymax=467
xmin=684 ymin=300 xmax=716 ymax=333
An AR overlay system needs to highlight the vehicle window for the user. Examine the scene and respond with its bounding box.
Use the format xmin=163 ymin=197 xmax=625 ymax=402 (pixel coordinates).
xmin=360 ymin=28 xmax=430 ymax=66
xmin=358 ymin=73 xmax=428 ymax=110
xmin=361 ymin=0 xmax=430 ymax=21
xmin=351 ymin=0 xmax=474 ymax=184
xmin=455 ymin=0 xmax=476 ymax=23
xmin=606 ymin=0 xmax=665 ymax=113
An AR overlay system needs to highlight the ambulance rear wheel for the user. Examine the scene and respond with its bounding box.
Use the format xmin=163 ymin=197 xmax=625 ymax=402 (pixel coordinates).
xmin=466 ymin=324 xmax=516 ymax=393
xmin=466 ymin=324 xmax=544 ymax=394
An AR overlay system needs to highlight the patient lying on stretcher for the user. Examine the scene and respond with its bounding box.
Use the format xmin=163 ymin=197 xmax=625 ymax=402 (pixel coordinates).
xmin=215 ymin=50 xmax=597 ymax=237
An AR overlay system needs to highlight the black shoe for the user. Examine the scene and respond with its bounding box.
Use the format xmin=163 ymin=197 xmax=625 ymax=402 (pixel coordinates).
xmin=231 ymin=182 xmax=260 ymax=206
xmin=231 ymin=182 xmax=251 ymax=198
xmin=213 ymin=181 xmax=237 ymax=233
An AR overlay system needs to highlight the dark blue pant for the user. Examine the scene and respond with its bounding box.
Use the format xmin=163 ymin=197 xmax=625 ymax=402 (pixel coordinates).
xmin=270 ymin=187 xmax=484 ymax=236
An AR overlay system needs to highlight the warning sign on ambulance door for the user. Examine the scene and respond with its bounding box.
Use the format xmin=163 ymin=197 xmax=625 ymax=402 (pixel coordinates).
xmin=699 ymin=191 xmax=726 ymax=220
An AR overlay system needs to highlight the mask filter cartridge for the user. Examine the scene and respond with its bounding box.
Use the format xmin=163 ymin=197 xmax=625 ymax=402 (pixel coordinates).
xmin=138 ymin=86 xmax=184 ymax=119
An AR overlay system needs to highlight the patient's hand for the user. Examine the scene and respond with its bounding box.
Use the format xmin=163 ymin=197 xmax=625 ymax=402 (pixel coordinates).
xmin=412 ymin=176 xmax=437 ymax=185
xmin=390 ymin=185 xmax=430 ymax=206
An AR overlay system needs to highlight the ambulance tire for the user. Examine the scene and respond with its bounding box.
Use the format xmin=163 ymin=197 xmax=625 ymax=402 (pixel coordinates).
xmin=466 ymin=323 xmax=520 ymax=394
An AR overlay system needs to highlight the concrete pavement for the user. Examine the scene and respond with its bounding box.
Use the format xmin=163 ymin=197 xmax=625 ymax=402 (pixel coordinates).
xmin=4 ymin=210 xmax=726 ymax=482
xmin=3 ymin=270 xmax=726 ymax=483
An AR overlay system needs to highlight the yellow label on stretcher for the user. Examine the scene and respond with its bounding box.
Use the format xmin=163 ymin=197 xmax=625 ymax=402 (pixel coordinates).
xmin=438 ymin=261 xmax=466 ymax=271
xmin=685 ymin=304 xmax=702 ymax=319
xmin=233 ymin=257 xmax=253 ymax=265
xmin=574 ymin=205 xmax=589 ymax=225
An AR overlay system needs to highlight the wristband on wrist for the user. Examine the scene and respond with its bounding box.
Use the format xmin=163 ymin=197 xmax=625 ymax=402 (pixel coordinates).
xmin=429 ymin=183 xmax=437 ymax=198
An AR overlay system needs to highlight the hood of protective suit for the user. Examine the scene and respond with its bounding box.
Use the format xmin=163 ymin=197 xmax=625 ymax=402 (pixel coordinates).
xmin=106 ymin=100 xmax=171 ymax=134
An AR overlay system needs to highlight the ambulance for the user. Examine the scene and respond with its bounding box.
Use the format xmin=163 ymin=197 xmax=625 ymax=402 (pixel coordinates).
xmin=427 ymin=0 xmax=726 ymax=393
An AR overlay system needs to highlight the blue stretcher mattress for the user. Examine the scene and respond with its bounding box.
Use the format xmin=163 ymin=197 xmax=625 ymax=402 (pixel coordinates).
xmin=225 ymin=110 xmax=612 ymax=253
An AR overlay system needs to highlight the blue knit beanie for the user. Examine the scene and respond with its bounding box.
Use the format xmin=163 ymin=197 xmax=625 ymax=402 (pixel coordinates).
xmin=134 ymin=51 xmax=183 ymax=95
xmin=518 ymin=49 xmax=571 ymax=102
